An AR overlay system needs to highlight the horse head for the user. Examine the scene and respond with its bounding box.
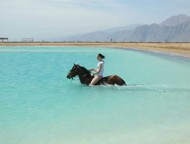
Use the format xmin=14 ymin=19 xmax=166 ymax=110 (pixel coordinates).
xmin=67 ymin=64 xmax=91 ymax=80
xmin=67 ymin=64 xmax=80 ymax=79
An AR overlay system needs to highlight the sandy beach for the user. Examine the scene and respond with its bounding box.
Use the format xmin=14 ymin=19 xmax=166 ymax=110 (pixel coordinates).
xmin=1 ymin=42 xmax=190 ymax=58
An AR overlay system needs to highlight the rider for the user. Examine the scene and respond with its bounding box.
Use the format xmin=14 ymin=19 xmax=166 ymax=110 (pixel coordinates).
xmin=89 ymin=53 xmax=105 ymax=85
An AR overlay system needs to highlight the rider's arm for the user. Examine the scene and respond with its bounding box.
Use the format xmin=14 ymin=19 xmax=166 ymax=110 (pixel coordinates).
xmin=94 ymin=63 xmax=102 ymax=74
xmin=89 ymin=68 xmax=96 ymax=72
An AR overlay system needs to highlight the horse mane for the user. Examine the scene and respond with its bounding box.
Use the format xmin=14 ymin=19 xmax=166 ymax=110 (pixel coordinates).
xmin=79 ymin=65 xmax=91 ymax=76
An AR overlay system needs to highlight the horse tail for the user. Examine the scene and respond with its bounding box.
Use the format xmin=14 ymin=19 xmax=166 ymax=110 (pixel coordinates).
xmin=121 ymin=79 xmax=127 ymax=86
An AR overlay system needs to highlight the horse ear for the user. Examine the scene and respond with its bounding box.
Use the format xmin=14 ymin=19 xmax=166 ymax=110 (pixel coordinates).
xmin=73 ymin=63 xmax=76 ymax=66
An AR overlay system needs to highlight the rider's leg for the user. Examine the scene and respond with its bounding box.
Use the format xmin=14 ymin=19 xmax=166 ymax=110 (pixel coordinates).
xmin=90 ymin=76 xmax=102 ymax=85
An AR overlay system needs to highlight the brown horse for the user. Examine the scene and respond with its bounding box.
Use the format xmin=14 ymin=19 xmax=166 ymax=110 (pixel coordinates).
xmin=67 ymin=64 xmax=126 ymax=86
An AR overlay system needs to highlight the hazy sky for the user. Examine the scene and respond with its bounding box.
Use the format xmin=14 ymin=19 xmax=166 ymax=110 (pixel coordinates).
xmin=0 ymin=0 xmax=190 ymax=41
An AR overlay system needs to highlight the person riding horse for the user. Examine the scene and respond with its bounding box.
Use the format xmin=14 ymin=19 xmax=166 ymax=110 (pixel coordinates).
xmin=67 ymin=54 xmax=126 ymax=86
xmin=89 ymin=53 xmax=105 ymax=85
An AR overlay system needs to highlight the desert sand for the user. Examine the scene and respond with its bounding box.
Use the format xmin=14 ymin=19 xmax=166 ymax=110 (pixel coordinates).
xmin=0 ymin=42 xmax=190 ymax=58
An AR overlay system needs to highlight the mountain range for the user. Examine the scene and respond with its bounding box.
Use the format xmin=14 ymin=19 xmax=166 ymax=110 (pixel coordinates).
xmin=50 ymin=14 xmax=190 ymax=42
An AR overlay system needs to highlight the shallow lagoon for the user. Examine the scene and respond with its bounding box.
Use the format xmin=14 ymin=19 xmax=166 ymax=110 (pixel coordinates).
xmin=0 ymin=46 xmax=190 ymax=144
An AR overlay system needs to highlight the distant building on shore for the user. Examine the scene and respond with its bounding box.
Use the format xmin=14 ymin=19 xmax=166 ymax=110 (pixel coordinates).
xmin=0 ymin=37 xmax=8 ymax=42
xmin=22 ymin=38 xmax=34 ymax=42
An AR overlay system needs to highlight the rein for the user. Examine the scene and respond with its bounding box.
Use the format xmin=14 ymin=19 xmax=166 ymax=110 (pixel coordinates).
xmin=72 ymin=73 xmax=88 ymax=81
xmin=77 ymin=66 xmax=90 ymax=78
xmin=72 ymin=73 xmax=88 ymax=80
xmin=81 ymin=73 xmax=89 ymax=78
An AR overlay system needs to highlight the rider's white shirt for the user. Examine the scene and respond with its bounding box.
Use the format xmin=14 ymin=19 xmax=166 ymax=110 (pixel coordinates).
xmin=97 ymin=61 xmax=104 ymax=76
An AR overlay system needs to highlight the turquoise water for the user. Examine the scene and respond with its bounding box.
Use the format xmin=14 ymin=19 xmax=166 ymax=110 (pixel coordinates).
xmin=0 ymin=46 xmax=190 ymax=144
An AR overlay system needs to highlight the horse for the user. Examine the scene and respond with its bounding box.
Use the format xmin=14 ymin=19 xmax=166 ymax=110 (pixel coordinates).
xmin=67 ymin=64 xmax=127 ymax=86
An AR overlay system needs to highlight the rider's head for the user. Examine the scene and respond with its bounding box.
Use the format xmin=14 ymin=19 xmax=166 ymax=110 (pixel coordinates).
xmin=97 ymin=53 xmax=105 ymax=61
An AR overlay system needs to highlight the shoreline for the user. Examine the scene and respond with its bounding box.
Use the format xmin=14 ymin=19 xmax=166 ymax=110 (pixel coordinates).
xmin=1 ymin=42 xmax=190 ymax=58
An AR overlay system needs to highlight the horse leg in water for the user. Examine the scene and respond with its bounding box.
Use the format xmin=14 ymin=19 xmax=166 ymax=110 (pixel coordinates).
xmin=107 ymin=75 xmax=126 ymax=86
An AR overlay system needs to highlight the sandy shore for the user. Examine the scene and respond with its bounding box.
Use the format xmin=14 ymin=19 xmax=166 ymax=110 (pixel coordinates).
xmin=1 ymin=42 xmax=190 ymax=58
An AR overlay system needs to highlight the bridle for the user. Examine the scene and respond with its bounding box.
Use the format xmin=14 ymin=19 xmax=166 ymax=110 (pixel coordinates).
xmin=76 ymin=66 xmax=90 ymax=78
xmin=70 ymin=65 xmax=90 ymax=79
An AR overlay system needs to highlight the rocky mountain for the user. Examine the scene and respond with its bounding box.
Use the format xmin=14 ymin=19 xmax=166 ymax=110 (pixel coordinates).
xmin=51 ymin=14 xmax=190 ymax=42
xmin=160 ymin=14 xmax=190 ymax=27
